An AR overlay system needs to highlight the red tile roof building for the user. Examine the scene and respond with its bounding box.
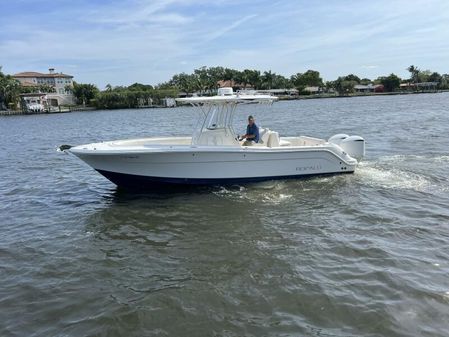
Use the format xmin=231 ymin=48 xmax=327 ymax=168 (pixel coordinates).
xmin=13 ymin=68 xmax=75 ymax=106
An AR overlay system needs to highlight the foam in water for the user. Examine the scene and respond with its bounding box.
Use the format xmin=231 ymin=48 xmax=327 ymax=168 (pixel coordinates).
xmin=356 ymin=157 xmax=435 ymax=192
xmin=443 ymin=292 xmax=449 ymax=302
xmin=214 ymin=181 xmax=293 ymax=205
xmin=374 ymin=154 xmax=449 ymax=166
xmin=435 ymin=155 xmax=449 ymax=163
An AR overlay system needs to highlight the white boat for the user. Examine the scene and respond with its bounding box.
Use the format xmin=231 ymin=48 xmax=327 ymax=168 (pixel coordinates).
xmin=65 ymin=88 xmax=365 ymax=189
xmin=26 ymin=99 xmax=45 ymax=112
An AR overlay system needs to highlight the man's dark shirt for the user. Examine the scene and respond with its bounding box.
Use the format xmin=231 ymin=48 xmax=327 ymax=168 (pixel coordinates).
xmin=246 ymin=123 xmax=259 ymax=143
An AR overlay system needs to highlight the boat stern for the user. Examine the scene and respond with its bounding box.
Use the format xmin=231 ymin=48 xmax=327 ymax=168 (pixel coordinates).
xmin=329 ymin=134 xmax=365 ymax=161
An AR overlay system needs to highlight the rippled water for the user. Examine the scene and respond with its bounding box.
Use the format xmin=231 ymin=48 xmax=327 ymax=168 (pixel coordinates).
xmin=1 ymin=93 xmax=449 ymax=336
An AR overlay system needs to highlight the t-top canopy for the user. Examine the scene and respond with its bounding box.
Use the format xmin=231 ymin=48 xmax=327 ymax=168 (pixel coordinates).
xmin=176 ymin=87 xmax=278 ymax=104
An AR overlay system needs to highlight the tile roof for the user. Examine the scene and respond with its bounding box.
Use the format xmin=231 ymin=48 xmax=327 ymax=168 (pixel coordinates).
xmin=13 ymin=71 xmax=73 ymax=78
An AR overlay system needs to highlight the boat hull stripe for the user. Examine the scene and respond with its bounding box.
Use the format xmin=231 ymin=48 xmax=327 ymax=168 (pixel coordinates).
xmin=96 ymin=169 xmax=353 ymax=189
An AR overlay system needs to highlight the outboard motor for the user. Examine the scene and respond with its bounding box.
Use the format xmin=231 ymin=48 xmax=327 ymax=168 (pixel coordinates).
xmin=328 ymin=134 xmax=349 ymax=146
xmin=339 ymin=136 xmax=365 ymax=160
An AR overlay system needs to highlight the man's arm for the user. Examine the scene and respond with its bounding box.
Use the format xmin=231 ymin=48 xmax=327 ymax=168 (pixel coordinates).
xmin=254 ymin=125 xmax=259 ymax=142
xmin=245 ymin=125 xmax=259 ymax=141
xmin=240 ymin=125 xmax=251 ymax=140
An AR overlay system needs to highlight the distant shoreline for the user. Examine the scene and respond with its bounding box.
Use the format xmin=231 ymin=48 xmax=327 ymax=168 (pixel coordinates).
xmin=279 ymin=89 xmax=448 ymax=101
xmin=1 ymin=90 xmax=447 ymax=116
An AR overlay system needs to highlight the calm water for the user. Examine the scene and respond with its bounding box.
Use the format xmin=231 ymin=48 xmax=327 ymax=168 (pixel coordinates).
xmin=1 ymin=93 xmax=449 ymax=336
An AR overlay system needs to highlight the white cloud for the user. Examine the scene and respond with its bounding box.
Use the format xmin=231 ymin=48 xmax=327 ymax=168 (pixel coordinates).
xmin=202 ymin=14 xmax=258 ymax=42
xmin=1 ymin=0 xmax=449 ymax=86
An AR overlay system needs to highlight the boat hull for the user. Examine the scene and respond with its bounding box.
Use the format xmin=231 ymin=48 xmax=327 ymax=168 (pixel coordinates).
xmin=96 ymin=169 xmax=353 ymax=190
xmin=71 ymin=146 xmax=357 ymax=189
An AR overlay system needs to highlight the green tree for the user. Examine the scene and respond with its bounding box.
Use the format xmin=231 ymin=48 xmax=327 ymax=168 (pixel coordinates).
xmin=94 ymin=86 xmax=178 ymax=109
xmin=0 ymin=67 xmax=21 ymax=110
xmin=206 ymin=66 xmax=226 ymax=90
xmin=246 ymin=69 xmax=261 ymax=89
xmin=343 ymin=74 xmax=361 ymax=83
xmin=128 ymin=82 xmax=154 ymax=91
xmin=72 ymin=82 xmax=99 ymax=106
xmin=378 ymin=73 xmax=401 ymax=92
xmin=325 ymin=81 xmax=335 ymax=93
xmin=22 ymin=84 xmax=57 ymax=94
xmin=428 ymin=72 xmax=442 ymax=84
xmin=260 ymin=70 xmax=276 ymax=89
xmin=272 ymin=74 xmax=293 ymax=89
xmin=291 ymin=70 xmax=323 ymax=90
xmin=223 ymin=68 xmax=237 ymax=82
xmin=193 ymin=66 xmax=210 ymax=94
xmin=440 ymin=74 xmax=449 ymax=89
xmin=360 ymin=78 xmax=372 ymax=85
xmin=170 ymin=72 xmax=198 ymax=95
xmin=332 ymin=76 xmax=357 ymax=95
xmin=240 ymin=69 xmax=253 ymax=89
xmin=417 ymin=70 xmax=431 ymax=83
xmin=407 ymin=65 xmax=420 ymax=83
xmin=232 ymin=70 xmax=244 ymax=87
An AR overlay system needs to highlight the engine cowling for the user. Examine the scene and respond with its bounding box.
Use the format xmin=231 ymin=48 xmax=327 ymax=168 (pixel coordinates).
xmin=340 ymin=135 xmax=365 ymax=160
xmin=329 ymin=134 xmax=365 ymax=160
xmin=328 ymin=134 xmax=349 ymax=145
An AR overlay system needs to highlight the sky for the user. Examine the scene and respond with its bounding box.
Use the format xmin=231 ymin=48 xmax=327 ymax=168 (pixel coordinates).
xmin=1 ymin=0 xmax=448 ymax=88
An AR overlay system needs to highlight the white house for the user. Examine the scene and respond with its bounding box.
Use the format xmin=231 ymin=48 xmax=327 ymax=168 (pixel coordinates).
xmin=13 ymin=68 xmax=76 ymax=106
xmin=354 ymin=84 xmax=383 ymax=93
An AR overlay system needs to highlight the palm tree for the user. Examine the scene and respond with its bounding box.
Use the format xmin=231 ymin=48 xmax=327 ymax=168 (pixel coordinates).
xmin=0 ymin=68 xmax=21 ymax=110
xmin=247 ymin=70 xmax=261 ymax=89
xmin=261 ymin=70 xmax=275 ymax=90
xmin=72 ymin=83 xmax=99 ymax=106
xmin=407 ymin=65 xmax=420 ymax=84
xmin=223 ymin=68 xmax=236 ymax=82
xmin=194 ymin=67 xmax=209 ymax=94
xmin=206 ymin=67 xmax=225 ymax=90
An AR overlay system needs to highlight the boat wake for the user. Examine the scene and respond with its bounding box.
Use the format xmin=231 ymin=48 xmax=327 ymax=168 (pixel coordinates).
xmin=213 ymin=181 xmax=293 ymax=205
xmin=355 ymin=155 xmax=449 ymax=194
xmin=356 ymin=164 xmax=431 ymax=191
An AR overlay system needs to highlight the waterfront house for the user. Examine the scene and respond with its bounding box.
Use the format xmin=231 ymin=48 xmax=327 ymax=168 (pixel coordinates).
xmin=13 ymin=68 xmax=75 ymax=106
xmin=217 ymin=80 xmax=254 ymax=91
xmin=354 ymin=84 xmax=383 ymax=93
xmin=256 ymin=88 xmax=299 ymax=97
xmin=303 ymin=86 xmax=321 ymax=94
xmin=399 ymin=82 xmax=439 ymax=92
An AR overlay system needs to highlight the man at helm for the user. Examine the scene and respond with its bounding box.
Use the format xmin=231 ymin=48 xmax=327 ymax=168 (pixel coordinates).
xmin=239 ymin=115 xmax=259 ymax=146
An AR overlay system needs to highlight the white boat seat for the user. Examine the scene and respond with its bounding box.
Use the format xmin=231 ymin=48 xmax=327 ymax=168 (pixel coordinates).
xmin=259 ymin=127 xmax=270 ymax=144
xmin=279 ymin=139 xmax=291 ymax=146
xmin=267 ymin=132 xmax=280 ymax=147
